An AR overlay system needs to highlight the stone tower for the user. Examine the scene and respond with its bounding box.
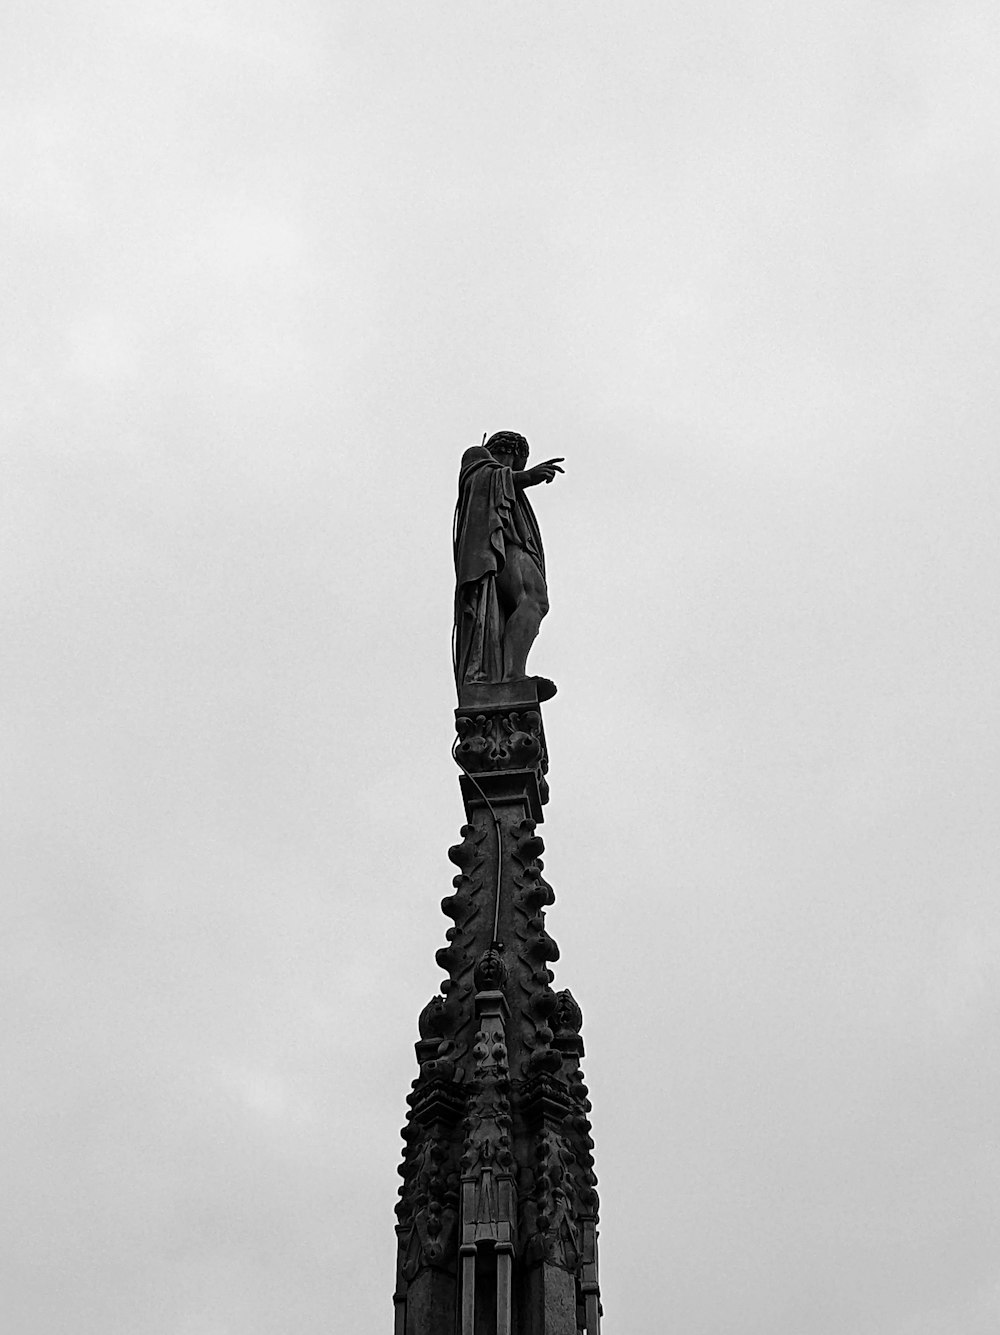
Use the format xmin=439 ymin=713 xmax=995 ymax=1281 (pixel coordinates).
xmin=392 ymin=678 xmax=602 ymax=1334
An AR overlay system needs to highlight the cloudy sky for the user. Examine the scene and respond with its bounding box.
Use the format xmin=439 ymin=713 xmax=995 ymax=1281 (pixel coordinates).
xmin=3 ymin=1 xmax=999 ymax=1331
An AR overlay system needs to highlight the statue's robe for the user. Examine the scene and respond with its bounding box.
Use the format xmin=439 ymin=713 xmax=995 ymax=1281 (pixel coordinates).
xmin=453 ymin=446 xmax=546 ymax=688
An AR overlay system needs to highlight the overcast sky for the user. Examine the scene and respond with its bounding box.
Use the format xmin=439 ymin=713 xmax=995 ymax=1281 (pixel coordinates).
xmin=3 ymin=1 xmax=999 ymax=1332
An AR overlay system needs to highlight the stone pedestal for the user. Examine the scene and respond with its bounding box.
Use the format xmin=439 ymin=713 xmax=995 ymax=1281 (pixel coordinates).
xmin=394 ymin=684 xmax=602 ymax=1334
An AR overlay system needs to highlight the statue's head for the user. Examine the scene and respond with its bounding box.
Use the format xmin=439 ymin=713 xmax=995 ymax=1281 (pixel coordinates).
xmin=485 ymin=431 xmax=529 ymax=469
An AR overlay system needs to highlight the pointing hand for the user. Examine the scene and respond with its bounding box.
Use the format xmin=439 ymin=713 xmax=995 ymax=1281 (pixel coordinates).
xmin=530 ymin=458 xmax=565 ymax=485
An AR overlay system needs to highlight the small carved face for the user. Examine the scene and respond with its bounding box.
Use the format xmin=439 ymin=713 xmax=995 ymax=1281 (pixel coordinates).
xmin=474 ymin=947 xmax=507 ymax=991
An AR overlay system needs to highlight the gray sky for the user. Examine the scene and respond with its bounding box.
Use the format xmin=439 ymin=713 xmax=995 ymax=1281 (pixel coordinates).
xmin=3 ymin=1 xmax=999 ymax=1331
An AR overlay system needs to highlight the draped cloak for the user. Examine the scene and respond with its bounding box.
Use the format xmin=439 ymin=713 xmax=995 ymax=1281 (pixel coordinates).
xmin=453 ymin=445 xmax=546 ymax=689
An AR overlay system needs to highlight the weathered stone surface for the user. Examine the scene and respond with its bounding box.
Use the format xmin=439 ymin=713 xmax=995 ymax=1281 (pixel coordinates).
xmin=518 ymin=1263 xmax=578 ymax=1335
xmin=395 ymin=1264 xmax=457 ymax=1335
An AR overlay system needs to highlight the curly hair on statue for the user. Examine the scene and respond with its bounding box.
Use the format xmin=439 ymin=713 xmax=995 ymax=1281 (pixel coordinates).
xmin=484 ymin=430 xmax=529 ymax=459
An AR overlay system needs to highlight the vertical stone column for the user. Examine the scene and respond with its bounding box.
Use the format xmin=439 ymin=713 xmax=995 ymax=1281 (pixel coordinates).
xmin=394 ymin=682 xmax=602 ymax=1334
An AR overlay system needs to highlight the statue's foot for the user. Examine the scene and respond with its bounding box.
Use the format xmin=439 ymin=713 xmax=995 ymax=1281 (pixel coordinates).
xmin=500 ymin=674 xmax=558 ymax=702
xmin=534 ymin=676 xmax=558 ymax=702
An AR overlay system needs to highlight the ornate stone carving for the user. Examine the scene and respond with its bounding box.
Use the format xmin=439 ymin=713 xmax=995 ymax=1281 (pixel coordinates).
xmin=521 ymin=1126 xmax=582 ymax=1270
xmin=453 ymin=687 xmax=551 ymax=814
xmin=396 ymin=1075 xmax=465 ymax=1281
xmin=395 ymin=682 xmax=603 ymax=1331
xmin=553 ymin=989 xmax=583 ymax=1038
xmin=515 ymin=1073 xmax=601 ymax=1277
xmin=505 ymin=820 xmax=564 ymax=1078
xmin=454 ymin=708 xmax=546 ymax=774
xmin=473 ymin=945 xmax=507 ymax=993
xmin=417 ymin=995 xmax=447 ymax=1041
xmin=460 ymin=1005 xmax=513 ymax=1178
xmin=397 ymin=1126 xmax=459 ymax=1278
xmin=420 ymin=822 xmax=495 ymax=1080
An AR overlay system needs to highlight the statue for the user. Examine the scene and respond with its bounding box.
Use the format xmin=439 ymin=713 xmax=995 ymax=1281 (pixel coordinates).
xmin=453 ymin=431 xmax=564 ymax=699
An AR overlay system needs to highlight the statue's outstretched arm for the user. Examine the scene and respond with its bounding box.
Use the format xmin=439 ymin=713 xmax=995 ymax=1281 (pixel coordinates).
xmin=514 ymin=458 xmax=565 ymax=489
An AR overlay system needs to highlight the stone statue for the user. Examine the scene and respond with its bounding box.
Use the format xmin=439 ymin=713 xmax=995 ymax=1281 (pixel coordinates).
xmin=453 ymin=431 xmax=564 ymax=699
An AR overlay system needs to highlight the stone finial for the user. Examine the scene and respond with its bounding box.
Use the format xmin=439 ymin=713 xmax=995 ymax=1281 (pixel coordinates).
xmin=553 ymin=989 xmax=583 ymax=1037
xmin=474 ymin=946 xmax=507 ymax=993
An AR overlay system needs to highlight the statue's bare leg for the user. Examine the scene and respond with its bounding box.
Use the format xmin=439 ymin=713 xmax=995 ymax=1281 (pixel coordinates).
xmin=496 ymin=548 xmax=549 ymax=681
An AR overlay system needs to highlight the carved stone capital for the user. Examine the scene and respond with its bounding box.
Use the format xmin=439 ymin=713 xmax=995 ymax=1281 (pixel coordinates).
xmin=453 ymin=682 xmax=550 ymax=820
